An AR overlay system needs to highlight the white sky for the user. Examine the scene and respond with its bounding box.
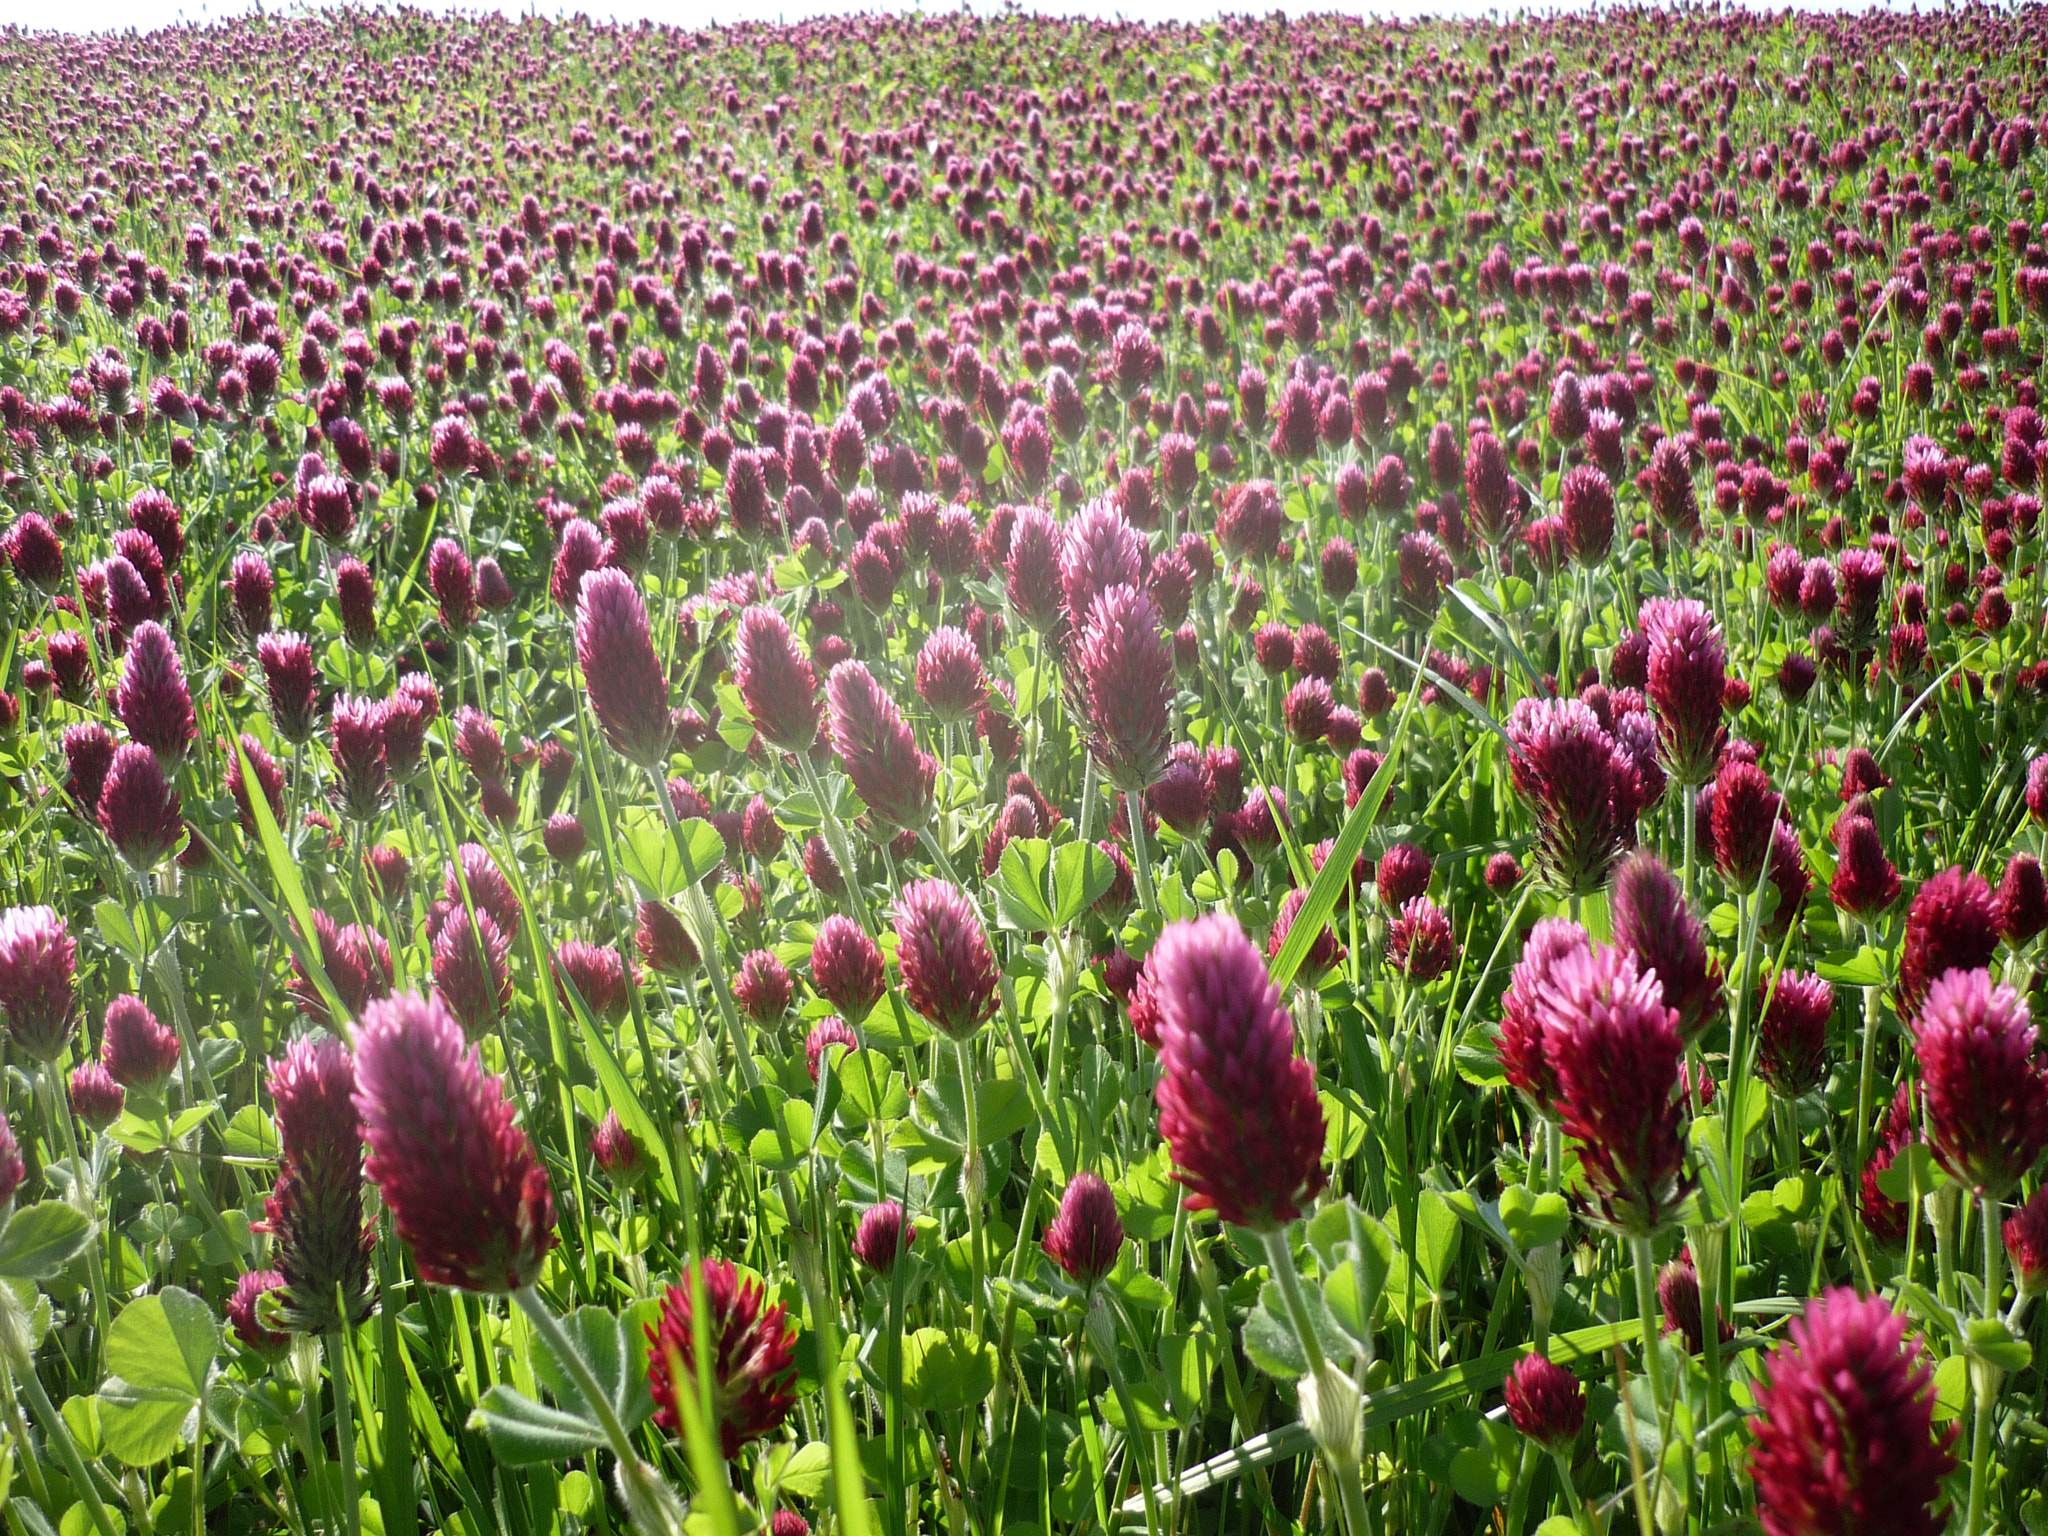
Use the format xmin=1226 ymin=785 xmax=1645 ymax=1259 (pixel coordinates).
xmin=0 ymin=0 xmax=1894 ymax=35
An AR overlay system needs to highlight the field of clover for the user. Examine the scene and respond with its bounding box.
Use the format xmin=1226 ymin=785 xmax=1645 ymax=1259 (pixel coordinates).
xmin=6 ymin=4 xmax=2048 ymax=1535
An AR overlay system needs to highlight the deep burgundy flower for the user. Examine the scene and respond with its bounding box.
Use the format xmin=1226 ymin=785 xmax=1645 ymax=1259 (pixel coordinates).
xmin=2029 ymin=754 xmax=2048 ymax=824
xmin=1151 ymin=915 xmax=1325 ymax=1227
xmin=634 ymin=899 xmax=700 ymax=978
xmin=432 ymin=908 xmax=513 ymax=1041
xmin=1043 ymin=1171 xmax=1125 ymax=1288
xmin=1610 ymin=850 xmax=1723 ymax=1044
xmin=1498 ymin=918 xmax=1593 ymax=1118
xmin=1758 ymin=972 xmax=1833 ymax=1099
xmin=1710 ymin=759 xmax=1781 ymax=888
xmin=645 ymin=1259 xmax=799 ymax=1458
xmin=894 ymin=879 xmax=998 ymax=1040
xmin=576 ymin=568 xmax=672 ymax=767
xmin=1503 ymin=1354 xmax=1585 ymax=1453
xmin=1268 ymin=887 xmax=1345 ymax=978
xmin=1541 ymin=944 xmax=1690 ymax=1235
xmin=553 ymin=941 xmax=630 ymax=1022
xmin=428 ymin=539 xmax=477 ymax=631
xmin=828 ymin=661 xmax=935 ymax=832
xmin=442 ymin=843 xmax=523 ymax=939
xmin=1463 ymin=431 xmax=1515 ymax=543
xmin=227 ymin=733 xmax=287 ymax=833
xmin=1997 ymin=853 xmax=2048 ymax=945
xmin=1485 ymin=852 xmax=1523 ymax=893
xmin=62 ymin=724 xmax=117 ymax=816
xmin=1147 ymin=742 xmax=1212 ymax=835
xmin=543 ymin=813 xmax=586 ymax=863
xmin=1830 ymin=814 xmax=1902 ymax=918
xmin=914 ymin=626 xmax=987 ymax=724
xmin=1899 ymin=868 xmax=2000 ymax=1016
xmin=1505 ymin=697 xmax=1638 ymax=896
xmin=1658 ymin=1253 xmax=1731 ymax=1354
xmin=354 ymin=990 xmax=557 ymax=1293
xmin=328 ymin=696 xmax=390 ymax=823
xmin=336 ymin=558 xmax=376 ymax=646
xmin=588 ymin=1109 xmax=647 ymax=1189
xmin=853 ymin=1201 xmax=914 ymax=1274
xmin=1640 ymin=598 xmax=1727 ymax=785
xmin=367 ymin=845 xmax=410 ymax=904
xmin=290 ymin=910 xmax=394 ymax=1027
xmin=1077 ymin=585 xmax=1174 ymax=792
xmin=227 ymin=1270 xmax=291 ymax=1357
xmin=0 ymin=905 xmax=76 ymax=1062
xmin=99 ymin=742 xmax=183 ymax=869
xmin=1558 ymin=465 xmax=1615 ymax=566
xmin=115 ymin=621 xmax=196 ymax=764
xmin=100 ymin=993 xmax=179 ymax=1095
xmin=1387 ymin=897 xmax=1458 ymax=981
xmin=2 ymin=512 xmax=63 ymax=587
xmin=1911 ymin=967 xmax=2048 ymax=1198
xmin=1396 ymin=531 xmax=1453 ymax=624
xmin=1376 ymin=842 xmax=1434 ymax=909
xmin=804 ymin=1016 xmax=858 ymax=1083
xmin=68 ymin=1062 xmax=124 ymax=1131
xmin=810 ymin=915 xmax=885 ymax=1018
xmin=1005 ymin=505 xmax=1065 ymax=631
xmin=257 ymin=632 xmax=319 ymax=743
xmin=732 ymin=950 xmax=793 ymax=1024
xmin=1748 ymin=1288 xmax=1955 ymax=1536
xmin=262 ymin=1035 xmax=373 ymax=1332
xmin=734 ymin=605 xmax=821 ymax=752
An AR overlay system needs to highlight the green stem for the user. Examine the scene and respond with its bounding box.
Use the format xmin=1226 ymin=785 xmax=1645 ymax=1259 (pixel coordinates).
xmin=1125 ymin=788 xmax=1157 ymax=915
xmin=326 ymin=1330 xmax=362 ymax=1536
xmin=1629 ymin=1236 xmax=1672 ymax=1486
xmin=955 ymin=1037 xmax=990 ymax=1340
xmin=6 ymin=1344 xmax=122 ymax=1536
xmin=1966 ymin=1195 xmax=2002 ymax=1536
xmin=796 ymin=751 xmax=877 ymax=933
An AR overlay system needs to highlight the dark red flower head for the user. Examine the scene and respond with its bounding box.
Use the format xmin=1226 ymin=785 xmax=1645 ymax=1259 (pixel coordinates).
xmin=1076 ymin=584 xmax=1174 ymax=793
xmin=576 ymin=569 xmax=673 ymax=767
xmin=101 ymin=993 xmax=180 ymax=1095
xmin=853 ymin=1201 xmax=914 ymax=1274
xmin=1639 ymin=598 xmax=1727 ymax=786
xmin=1830 ymin=814 xmax=1902 ymax=918
xmin=1558 ymin=465 xmax=1615 ymax=567
xmin=1505 ymin=697 xmax=1639 ymax=896
xmin=1899 ymin=868 xmax=2000 ymax=1017
xmin=1748 ymin=1288 xmax=1955 ymax=1536
xmin=1148 ymin=741 xmax=1213 ymax=836
xmin=227 ymin=1270 xmax=291 ymax=1357
xmin=355 ymin=990 xmax=557 ymax=1293
xmin=432 ymin=907 xmax=513 ymax=1041
xmin=68 ymin=1063 xmax=124 ymax=1131
xmin=1387 ymin=896 xmax=1458 ymax=981
xmin=810 ymin=915 xmax=885 ymax=1019
xmin=263 ymin=1034 xmax=374 ymax=1333
xmin=915 ymin=625 xmax=987 ymax=724
xmin=1268 ymin=887 xmax=1345 ymax=979
xmin=805 ymin=1016 xmax=858 ymax=1083
xmin=257 ymin=632 xmax=320 ymax=743
xmin=0 ymin=905 xmax=77 ymax=1063
xmin=99 ymin=742 xmax=183 ymax=869
xmin=1376 ymin=842 xmax=1433 ymax=909
xmin=1911 ymin=967 xmax=2048 ymax=1198
xmin=1710 ymin=758 xmax=1782 ymax=888
xmin=1499 ymin=918 xmax=1593 ymax=1119
xmin=1757 ymin=971 xmax=1834 ymax=1099
xmin=893 ymin=879 xmax=998 ymax=1040
xmin=1997 ymin=853 xmax=2048 ymax=946
xmin=116 ymin=621 xmax=196 ymax=765
xmin=828 ymin=661 xmax=935 ymax=833
xmin=1150 ymin=914 xmax=1326 ymax=1229
xmin=1043 ymin=1171 xmax=1125 ymax=1288
xmin=1503 ymin=1354 xmax=1585 ymax=1453
xmin=634 ymin=899 xmax=701 ymax=978
xmin=1610 ymin=850 xmax=1723 ymax=1044
xmin=0 ymin=1116 xmax=19 ymax=1210
xmin=735 ymin=605 xmax=820 ymax=752
xmin=589 ymin=1111 xmax=647 ymax=1189
xmin=645 ymin=1258 xmax=799 ymax=1459
xmin=553 ymin=941 xmax=630 ymax=1022
xmin=1541 ymin=944 xmax=1691 ymax=1236
xmin=1658 ymin=1253 xmax=1731 ymax=1354
xmin=2004 ymin=1186 xmax=2048 ymax=1297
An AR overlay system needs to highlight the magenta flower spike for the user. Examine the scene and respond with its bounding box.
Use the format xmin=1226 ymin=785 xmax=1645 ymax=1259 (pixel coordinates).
xmin=893 ymin=879 xmax=998 ymax=1040
xmin=262 ymin=1034 xmax=373 ymax=1333
xmin=575 ymin=568 xmax=673 ymax=767
xmin=0 ymin=905 xmax=77 ymax=1063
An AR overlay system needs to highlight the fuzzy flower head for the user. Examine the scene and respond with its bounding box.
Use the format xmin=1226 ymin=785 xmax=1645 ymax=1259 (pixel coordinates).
xmin=0 ymin=1117 xmax=22 ymax=1210
xmin=1498 ymin=918 xmax=1593 ymax=1119
xmin=1911 ymin=967 xmax=2048 ymax=1199
xmin=810 ymin=915 xmax=885 ymax=1019
xmin=1757 ymin=972 xmax=1834 ymax=1100
xmin=262 ymin=1035 xmax=374 ymax=1333
xmin=1503 ymin=1355 xmax=1585 ymax=1453
xmin=1043 ymin=1171 xmax=1125 ymax=1289
xmin=116 ymin=621 xmax=197 ymax=765
xmin=1387 ymin=896 xmax=1459 ymax=981
xmin=1541 ymin=945 xmax=1692 ymax=1237
xmin=915 ymin=626 xmax=987 ymax=725
xmin=100 ymin=994 xmax=180 ymax=1097
xmin=1149 ymin=915 xmax=1327 ymax=1229
xmin=828 ymin=661 xmax=935 ymax=833
xmin=734 ymin=605 xmax=820 ymax=752
xmin=69 ymin=1063 xmax=124 ymax=1131
xmin=1610 ymin=851 xmax=1723 ymax=1045
xmin=645 ymin=1259 xmax=799 ymax=1459
xmin=1076 ymin=584 xmax=1174 ymax=792
xmin=1639 ymin=598 xmax=1727 ymax=786
xmin=1710 ymin=759 xmax=1782 ymax=889
xmin=1830 ymin=814 xmax=1902 ymax=918
xmin=1748 ymin=1288 xmax=1955 ymax=1536
xmin=227 ymin=1270 xmax=291 ymax=1358
xmin=0 ymin=905 xmax=77 ymax=1063
xmin=853 ymin=1201 xmax=914 ymax=1274
xmin=634 ymin=900 xmax=700 ymax=978
xmin=1899 ymin=868 xmax=2000 ymax=1017
xmin=354 ymin=991 xmax=557 ymax=1292
xmin=588 ymin=1111 xmax=647 ymax=1189
xmin=576 ymin=569 xmax=673 ymax=767
xmin=98 ymin=743 xmax=183 ymax=869
xmin=893 ymin=879 xmax=998 ymax=1041
xmin=1505 ymin=697 xmax=1639 ymax=897
xmin=432 ymin=908 xmax=513 ymax=1042
xmin=1268 ymin=887 xmax=1345 ymax=979
xmin=2004 ymin=1187 xmax=2048 ymax=1298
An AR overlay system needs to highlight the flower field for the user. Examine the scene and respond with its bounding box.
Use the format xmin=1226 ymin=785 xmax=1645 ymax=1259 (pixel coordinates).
xmin=4 ymin=4 xmax=2048 ymax=1533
